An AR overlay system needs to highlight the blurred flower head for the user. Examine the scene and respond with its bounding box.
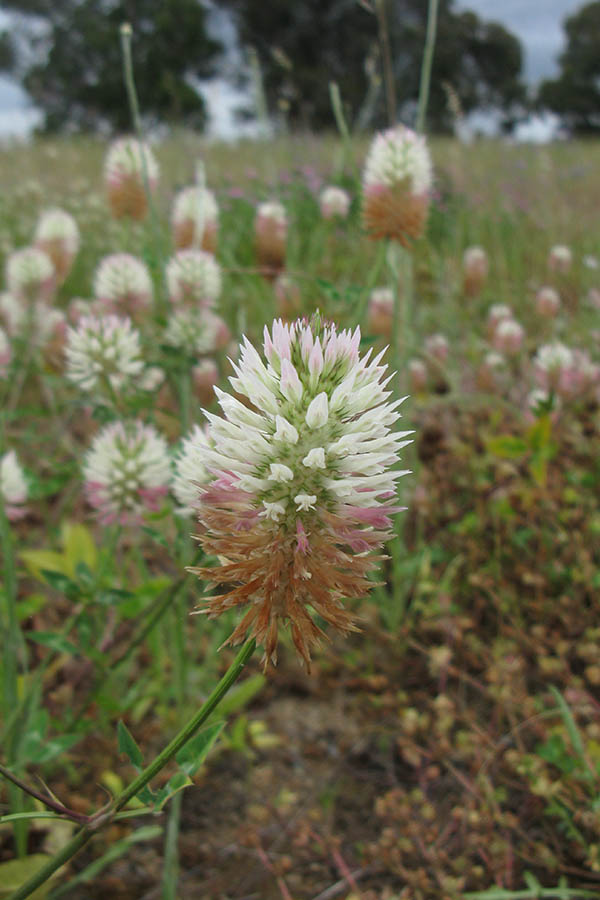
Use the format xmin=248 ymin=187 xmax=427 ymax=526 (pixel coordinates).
xmin=535 ymin=286 xmax=561 ymax=318
xmin=164 ymin=308 xmax=228 ymax=357
xmin=424 ymin=333 xmax=449 ymax=362
xmin=1 ymin=450 xmax=28 ymax=521
xmin=190 ymin=316 xmax=412 ymax=668
xmin=93 ymin=254 xmax=153 ymax=314
xmin=104 ymin=137 xmax=158 ymax=221
xmin=367 ymin=287 xmax=394 ymax=339
xmin=254 ymin=201 xmax=287 ymax=277
xmin=362 ymin=125 xmax=432 ymax=245
xmin=34 ymin=208 xmax=80 ymax=284
xmin=548 ymin=244 xmax=572 ymax=274
xmin=493 ymin=318 xmax=524 ymax=355
xmin=166 ymin=249 xmax=221 ymax=307
xmin=463 ymin=246 xmax=488 ymax=297
xmin=319 ymin=186 xmax=351 ymax=220
xmin=171 ymin=185 xmax=219 ymax=253
xmin=6 ymin=247 xmax=55 ymax=302
xmin=84 ymin=421 xmax=170 ymax=525
xmin=0 ymin=326 xmax=11 ymax=376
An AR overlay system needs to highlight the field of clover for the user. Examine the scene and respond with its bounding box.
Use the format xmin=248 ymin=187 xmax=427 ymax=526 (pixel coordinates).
xmin=1 ymin=121 xmax=600 ymax=900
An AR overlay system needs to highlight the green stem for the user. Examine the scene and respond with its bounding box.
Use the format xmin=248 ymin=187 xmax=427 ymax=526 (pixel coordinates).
xmin=375 ymin=0 xmax=396 ymax=127
xmin=119 ymin=23 xmax=166 ymax=318
xmin=387 ymin=241 xmax=413 ymax=386
xmin=416 ymin=0 xmax=439 ymax=133
xmin=0 ymin=443 xmax=27 ymax=857
xmin=7 ymin=638 xmax=256 ymax=900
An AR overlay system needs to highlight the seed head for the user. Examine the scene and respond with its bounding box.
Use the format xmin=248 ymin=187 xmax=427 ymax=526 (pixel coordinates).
xmin=104 ymin=137 xmax=158 ymax=221
xmin=189 ymin=316 xmax=412 ymax=669
xmin=93 ymin=253 xmax=153 ymax=314
xmin=171 ymin=186 xmax=219 ymax=253
xmin=84 ymin=421 xmax=170 ymax=525
xmin=1 ymin=450 xmax=28 ymax=521
xmin=65 ymin=314 xmax=144 ymax=397
xmin=362 ymin=125 xmax=432 ymax=245
xmin=166 ymin=249 xmax=221 ymax=307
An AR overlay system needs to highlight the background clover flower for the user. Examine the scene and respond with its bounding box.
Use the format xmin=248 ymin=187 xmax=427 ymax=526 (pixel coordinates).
xmin=0 ymin=326 xmax=11 ymax=375
xmin=104 ymin=137 xmax=158 ymax=221
xmin=164 ymin=309 xmax=229 ymax=357
xmin=319 ymin=186 xmax=351 ymax=220
xmin=6 ymin=247 xmax=55 ymax=302
xmin=463 ymin=246 xmax=489 ymax=297
xmin=0 ymin=291 xmax=65 ymax=348
xmin=83 ymin=421 xmax=170 ymax=525
xmin=362 ymin=125 xmax=432 ymax=245
xmin=1 ymin=450 xmax=28 ymax=521
xmin=191 ymin=317 xmax=412 ymax=669
xmin=93 ymin=253 xmax=153 ymax=314
xmin=34 ymin=208 xmax=80 ymax=283
xmin=254 ymin=201 xmax=287 ymax=277
xmin=166 ymin=249 xmax=222 ymax=307
xmin=65 ymin=314 xmax=144 ymax=396
xmin=172 ymin=424 xmax=212 ymax=515
xmin=171 ymin=186 xmax=219 ymax=252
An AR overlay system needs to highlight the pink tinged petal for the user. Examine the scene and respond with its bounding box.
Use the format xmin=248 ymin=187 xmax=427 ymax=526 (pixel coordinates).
xmin=305 ymin=392 xmax=328 ymax=428
xmin=300 ymin=327 xmax=314 ymax=362
xmin=296 ymin=519 xmax=310 ymax=554
xmin=308 ymin=340 xmax=324 ymax=381
xmin=274 ymin=415 xmax=299 ymax=444
xmin=280 ymin=358 xmax=303 ymax=402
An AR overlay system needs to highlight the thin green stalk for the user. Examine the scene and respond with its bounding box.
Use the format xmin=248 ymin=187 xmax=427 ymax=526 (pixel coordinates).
xmin=387 ymin=241 xmax=414 ymax=385
xmin=375 ymin=0 xmax=396 ymax=127
xmin=7 ymin=638 xmax=256 ymax=900
xmin=329 ymin=82 xmax=356 ymax=178
xmin=415 ymin=0 xmax=439 ymax=133
xmin=0 ymin=453 xmax=27 ymax=857
xmin=119 ymin=22 xmax=166 ymax=317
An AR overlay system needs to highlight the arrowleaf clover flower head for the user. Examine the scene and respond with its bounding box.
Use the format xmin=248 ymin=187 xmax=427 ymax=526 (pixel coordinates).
xmin=463 ymin=246 xmax=488 ymax=297
xmin=548 ymin=244 xmax=572 ymax=274
xmin=493 ymin=318 xmax=524 ymax=355
xmin=534 ymin=342 xmax=574 ymax=391
xmin=34 ymin=208 xmax=80 ymax=283
xmin=172 ymin=424 xmax=213 ymax=515
xmin=166 ymin=249 xmax=221 ymax=307
xmin=362 ymin=125 xmax=432 ymax=245
xmin=191 ymin=316 xmax=412 ymax=669
xmin=164 ymin=309 xmax=228 ymax=357
xmin=104 ymin=137 xmax=158 ymax=221
xmin=254 ymin=201 xmax=287 ymax=277
xmin=0 ymin=291 xmax=64 ymax=347
xmin=535 ymin=286 xmax=561 ymax=318
xmin=319 ymin=186 xmax=351 ymax=220
xmin=172 ymin=186 xmax=219 ymax=252
xmin=93 ymin=253 xmax=153 ymax=314
xmin=84 ymin=421 xmax=170 ymax=525
xmin=65 ymin=314 xmax=144 ymax=396
xmin=6 ymin=247 xmax=55 ymax=302
xmin=1 ymin=450 xmax=28 ymax=520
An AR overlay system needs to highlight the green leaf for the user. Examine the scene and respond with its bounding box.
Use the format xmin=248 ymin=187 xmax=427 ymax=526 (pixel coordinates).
xmin=20 ymin=550 xmax=68 ymax=581
xmin=27 ymin=631 xmax=78 ymax=656
xmin=549 ymin=686 xmax=596 ymax=780
xmin=61 ymin=522 xmax=98 ymax=576
xmin=487 ymin=435 xmax=528 ymax=459
xmin=153 ymin=772 xmax=193 ymax=810
xmin=0 ymin=855 xmax=61 ymax=899
xmin=176 ymin=721 xmax=225 ymax=776
xmin=117 ymin=720 xmax=144 ymax=770
xmin=40 ymin=570 xmax=79 ymax=596
xmin=21 ymin=732 xmax=81 ymax=765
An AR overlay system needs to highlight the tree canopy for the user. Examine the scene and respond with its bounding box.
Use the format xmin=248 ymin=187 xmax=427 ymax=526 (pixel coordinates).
xmin=538 ymin=1 xmax=600 ymax=134
xmin=3 ymin=0 xmax=222 ymax=132
xmin=220 ymin=0 xmax=526 ymax=132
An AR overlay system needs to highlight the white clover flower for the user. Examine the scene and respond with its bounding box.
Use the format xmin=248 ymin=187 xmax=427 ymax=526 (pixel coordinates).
xmin=171 ymin=186 xmax=219 ymax=252
xmin=6 ymin=247 xmax=55 ymax=301
xmin=172 ymin=424 xmax=213 ymax=515
xmin=166 ymin=249 xmax=221 ymax=307
xmin=190 ymin=316 xmax=412 ymax=668
xmin=1 ymin=450 xmax=28 ymax=520
xmin=0 ymin=327 xmax=11 ymax=375
xmin=319 ymin=186 xmax=351 ymax=220
xmin=84 ymin=421 xmax=170 ymax=525
xmin=93 ymin=254 xmax=153 ymax=313
xmin=104 ymin=137 xmax=159 ymax=221
xmin=362 ymin=125 xmax=432 ymax=245
xmin=34 ymin=208 xmax=80 ymax=282
xmin=534 ymin=342 xmax=574 ymax=377
xmin=164 ymin=308 xmax=228 ymax=358
xmin=65 ymin=314 xmax=144 ymax=395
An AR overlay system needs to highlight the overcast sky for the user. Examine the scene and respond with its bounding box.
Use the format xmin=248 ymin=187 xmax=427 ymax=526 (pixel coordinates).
xmin=0 ymin=1 xmax=587 ymax=137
